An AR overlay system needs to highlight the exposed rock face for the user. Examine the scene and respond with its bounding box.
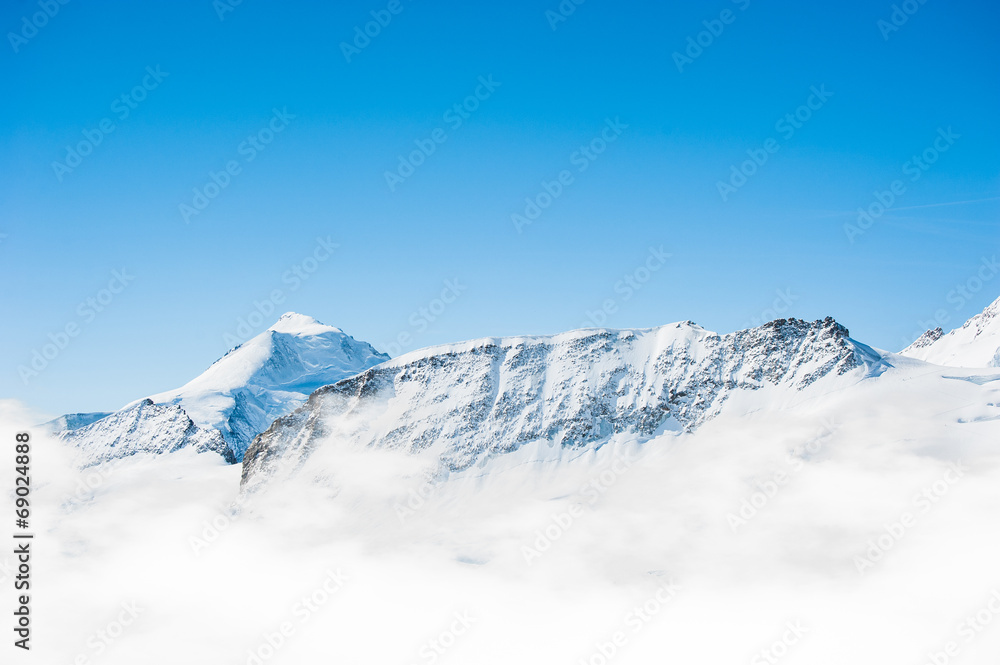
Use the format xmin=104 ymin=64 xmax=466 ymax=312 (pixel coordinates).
xmin=242 ymin=317 xmax=883 ymax=489
xmin=906 ymin=327 xmax=944 ymax=351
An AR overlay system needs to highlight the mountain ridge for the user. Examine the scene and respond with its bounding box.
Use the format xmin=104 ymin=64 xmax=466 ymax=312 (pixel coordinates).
xmin=241 ymin=316 xmax=886 ymax=489
xmin=901 ymin=295 xmax=1000 ymax=368
xmin=61 ymin=398 xmax=232 ymax=467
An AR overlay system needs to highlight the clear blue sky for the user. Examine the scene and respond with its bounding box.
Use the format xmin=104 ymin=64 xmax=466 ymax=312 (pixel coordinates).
xmin=2 ymin=0 xmax=998 ymax=417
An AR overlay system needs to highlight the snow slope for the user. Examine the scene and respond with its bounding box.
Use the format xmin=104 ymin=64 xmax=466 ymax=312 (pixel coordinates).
xmin=60 ymin=399 xmax=230 ymax=467
xmin=58 ymin=313 xmax=388 ymax=466
xmin=901 ymin=295 xmax=1000 ymax=367
xmin=242 ymin=317 xmax=886 ymax=489
xmin=133 ymin=312 xmax=388 ymax=461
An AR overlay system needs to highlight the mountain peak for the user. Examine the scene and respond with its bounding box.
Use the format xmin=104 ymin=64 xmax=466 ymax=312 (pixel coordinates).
xmin=268 ymin=312 xmax=341 ymax=335
xmin=907 ymin=327 xmax=944 ymax=350
xmin=95 ymin=313 xmax=390 ymax=463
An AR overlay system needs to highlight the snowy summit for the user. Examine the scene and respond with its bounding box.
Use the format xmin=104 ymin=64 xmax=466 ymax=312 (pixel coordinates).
xmin=57 ymin=313 xmax=388 ymax=464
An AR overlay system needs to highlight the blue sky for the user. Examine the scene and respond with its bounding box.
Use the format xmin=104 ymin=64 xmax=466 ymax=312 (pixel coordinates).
xmin=2 ymin=0 xmax=998 ymax=417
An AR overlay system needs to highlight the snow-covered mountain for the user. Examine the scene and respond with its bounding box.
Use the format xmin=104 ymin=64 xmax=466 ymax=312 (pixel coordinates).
xmin=241 ymin=317 xmax=886 ymax=489
xmin=56 ymin=313 xmax=388 ymax=465
xmin=31 ymin=310 xmax=1000 ymax=664
xmin=901 ymin=295 xmax=1000 ymax=367
xmin=61 ymin=399 xmax=230 ymax=467
xmin=131 ymin=312 xmax=389 ymax=461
